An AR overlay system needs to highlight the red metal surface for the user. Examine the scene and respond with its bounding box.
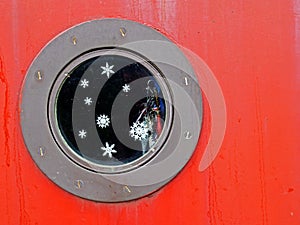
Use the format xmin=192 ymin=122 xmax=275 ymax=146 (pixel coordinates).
xmin=0 ymin=0 xmax=299 ymax=224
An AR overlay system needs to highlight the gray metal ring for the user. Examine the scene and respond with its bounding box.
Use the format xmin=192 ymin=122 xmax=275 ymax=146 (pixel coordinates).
xmin=20 ymin=18 xmax=203 ymax=202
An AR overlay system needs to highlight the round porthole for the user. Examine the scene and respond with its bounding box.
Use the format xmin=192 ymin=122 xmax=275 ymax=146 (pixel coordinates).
xmin=21 ymin=19 xmax=202 ymax=202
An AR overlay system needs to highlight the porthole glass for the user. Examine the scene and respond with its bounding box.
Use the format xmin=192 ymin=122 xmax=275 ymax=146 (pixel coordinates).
xmin=54 ymin=50 xmax=172 ymax=172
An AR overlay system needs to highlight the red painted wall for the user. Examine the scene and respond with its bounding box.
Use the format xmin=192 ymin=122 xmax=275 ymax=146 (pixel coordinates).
xmin=0 ymin=0 xmax=299 ymax=224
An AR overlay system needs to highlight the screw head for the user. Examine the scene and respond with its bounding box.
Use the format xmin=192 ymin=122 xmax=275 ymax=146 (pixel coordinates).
xmin=123 ymin=185 xmax=131 ymax=193
xmin=184 ymin=131 xmax=192 ymax=140
xmin=184 ymin=77 xmax=189 ymax=86
xmin=35 ymin=71 xmax=43 ymax=81
xmin=119 ymin=27 xmax=127 ymax=37
xmin=39 ymin=147 xmax=45 ymax=157
xmin=75 ymin=180 xmax=84 ymax=189
xmin=71 ymin=36 xmax=77 ymax=45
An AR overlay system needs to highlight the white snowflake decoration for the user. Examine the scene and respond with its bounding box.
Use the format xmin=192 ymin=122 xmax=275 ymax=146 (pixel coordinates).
xmin=101 ymin=62 xmax=115 ymax=78
xmin=130 ymin=121 xmax=149 ymax=141
xmin=96 ymin=114 xmax=110 ymax=128
xmin=84 ymin=97 xmax=93 ymax=106
xmin=79 ymin=79 xmax=89 ymax=88
xmin=122 ymin=84 xmax=131 ymax=93
xmin=101 ymin=142 xmax=117 ymax=158
xmin=78 ymin=129 xmax=87 ymax=139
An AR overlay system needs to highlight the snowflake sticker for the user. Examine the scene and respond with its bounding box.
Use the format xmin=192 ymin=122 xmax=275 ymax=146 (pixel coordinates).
xmin=130 ymin=121 xmax=149 ymax=141
xmin=101 ymin=62 xmax=115 ymax=78
xmin=96 ymin=114 xmax=110 ymax=128
xmin=101 ymin=142 xmax=117 ymax=158
xmin=79 ymin=79 xmax=89 ymax=88
xmin=122 ymin=84 xmax=131 ymax=93
xmin=78 ymin=129 xmax=87 ymax=139
xmin=84 ymin=97 xmax=93 ymax=106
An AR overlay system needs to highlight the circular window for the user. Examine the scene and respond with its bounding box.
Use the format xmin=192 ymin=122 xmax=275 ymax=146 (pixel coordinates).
xmin=21 ymin=19 xmax=202 ymax=202
xmin=50 ymin=49 xmax=172 ymax=173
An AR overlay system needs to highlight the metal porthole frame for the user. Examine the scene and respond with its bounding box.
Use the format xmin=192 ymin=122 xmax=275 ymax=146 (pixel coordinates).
xmin=20 ymin=18 xmax=203 ymax=202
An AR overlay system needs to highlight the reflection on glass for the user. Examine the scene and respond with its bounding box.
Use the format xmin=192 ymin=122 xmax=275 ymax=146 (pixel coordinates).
xmin=56 ymin=54 xmax=167 ymax=166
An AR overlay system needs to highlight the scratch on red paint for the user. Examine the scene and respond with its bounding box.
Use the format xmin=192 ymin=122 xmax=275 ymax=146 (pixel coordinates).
xmin=208 ymin=165 xmax=225 ymax=225
xmin=15 ymin=125 xmax=28 ymax=224
xmin=294 ymin=0 xmax=300 ymax=82
xmin=254 ymin=77 xmax=269 ymax=225
xmin=0 ymin=56 xmax=10 ymax=167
